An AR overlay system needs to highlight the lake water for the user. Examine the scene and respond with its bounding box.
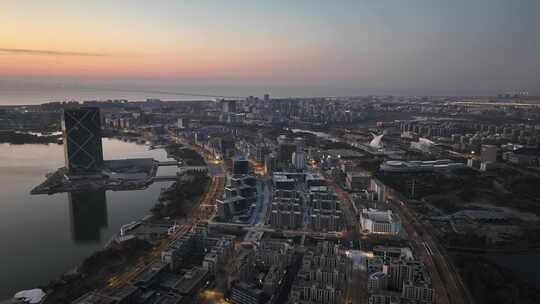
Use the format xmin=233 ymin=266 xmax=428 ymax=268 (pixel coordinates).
xmin=0 ymin=139 xmax=177 ymax=299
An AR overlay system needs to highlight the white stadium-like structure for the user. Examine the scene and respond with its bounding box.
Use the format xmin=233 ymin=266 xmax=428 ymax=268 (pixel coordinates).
xmin=380 ymin=159 xmax=466 ymax=172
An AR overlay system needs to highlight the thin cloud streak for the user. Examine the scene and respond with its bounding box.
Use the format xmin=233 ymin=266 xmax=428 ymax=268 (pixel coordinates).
xmin=0 ymin=48 xmax=109 ymax=57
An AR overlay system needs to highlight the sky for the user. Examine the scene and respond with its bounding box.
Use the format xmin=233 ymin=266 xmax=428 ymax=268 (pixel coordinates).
xmin=1 ymin=0 xmax=540 ymax=103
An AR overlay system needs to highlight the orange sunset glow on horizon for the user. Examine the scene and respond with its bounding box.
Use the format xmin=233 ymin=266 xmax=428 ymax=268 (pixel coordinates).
xmin=1 ymin=0 xmax=539 ymax=102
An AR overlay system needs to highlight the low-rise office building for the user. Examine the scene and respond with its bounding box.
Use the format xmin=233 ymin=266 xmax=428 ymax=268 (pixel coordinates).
xmin=360 ymin=209 xmax=401 ymax=235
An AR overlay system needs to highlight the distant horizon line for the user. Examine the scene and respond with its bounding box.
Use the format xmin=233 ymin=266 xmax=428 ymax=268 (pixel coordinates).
xmin=2 ymin=94 xmax=540 ymax=107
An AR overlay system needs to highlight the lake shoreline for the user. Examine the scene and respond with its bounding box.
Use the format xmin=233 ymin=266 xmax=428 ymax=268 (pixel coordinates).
xmin=0 ymin=139 xmax=180 ymax=300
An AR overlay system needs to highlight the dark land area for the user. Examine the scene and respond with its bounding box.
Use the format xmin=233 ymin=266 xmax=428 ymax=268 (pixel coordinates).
xmin=453 ymin=254 xmax=540 ymax=304
xmin=42 ymin=239 xmax=152 ymax=304
xmin=153 ymin=171 xmax=211 ymax=219
xmin=165 ymin=144 xmax=206 ymax=166
xmin=0 ymin=131 xmax=61 ymax=145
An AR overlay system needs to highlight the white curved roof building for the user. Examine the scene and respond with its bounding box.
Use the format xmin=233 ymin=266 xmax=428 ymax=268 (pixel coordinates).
xmin=369 ymin=133 xmax=384 ymax=149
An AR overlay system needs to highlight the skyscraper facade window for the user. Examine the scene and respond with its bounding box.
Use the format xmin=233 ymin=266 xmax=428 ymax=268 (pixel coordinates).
xmin=61 ymin=107 xmax=104 ymax=174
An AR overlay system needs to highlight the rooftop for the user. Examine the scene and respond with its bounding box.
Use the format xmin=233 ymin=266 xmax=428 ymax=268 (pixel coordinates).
xmin=72 ymin=292 xmax=116 ymax=304
xmin=108 ymin=284 xmax=139 ymax=300
xmin=361 ymin=209 xmax=397 ymax=223
xmin=174 ymin=267 xmax=209 ymax=295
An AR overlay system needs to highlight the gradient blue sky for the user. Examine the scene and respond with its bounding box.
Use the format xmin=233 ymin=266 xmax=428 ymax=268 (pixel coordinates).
xmin=1 ymin=0 xmax=539 ymax=101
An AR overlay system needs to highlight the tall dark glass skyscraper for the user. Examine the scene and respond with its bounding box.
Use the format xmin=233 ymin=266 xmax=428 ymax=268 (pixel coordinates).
xmin=61 ymin=107 xmax=104 ymax=174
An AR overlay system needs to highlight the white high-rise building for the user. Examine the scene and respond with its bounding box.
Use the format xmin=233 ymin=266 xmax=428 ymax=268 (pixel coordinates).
xmin=292 ymin=151 xmax=306 ymax=170
xmin=481 ymin=144 xmax=498 ymax=163
xmin=177 ymin=118 xmax=189 ymax=129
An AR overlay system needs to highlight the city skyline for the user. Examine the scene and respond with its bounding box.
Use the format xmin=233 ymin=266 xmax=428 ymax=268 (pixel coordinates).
xmin=1 ymin=2 xmax=540 ymax=303
xmin=3 ymin=87 xmax=540 ymax=303
xmin=1 ymin=0 xmax=540 ymax=103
